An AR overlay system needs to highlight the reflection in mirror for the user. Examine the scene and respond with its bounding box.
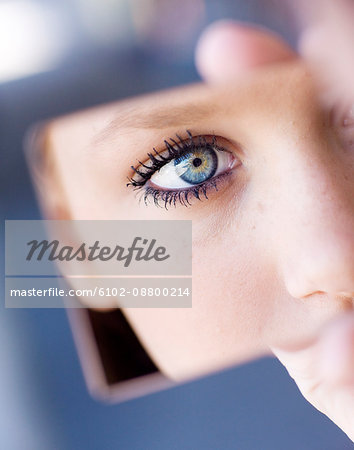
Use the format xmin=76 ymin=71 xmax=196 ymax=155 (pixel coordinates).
xmin=26 ymin=60 xmax=354 ymax=389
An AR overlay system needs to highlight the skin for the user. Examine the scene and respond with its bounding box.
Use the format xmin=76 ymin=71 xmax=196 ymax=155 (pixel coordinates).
xmin=194 ymin=10 xmax=354 ymax=440
xmin=36 ymin=60 xmax=354 ymax=396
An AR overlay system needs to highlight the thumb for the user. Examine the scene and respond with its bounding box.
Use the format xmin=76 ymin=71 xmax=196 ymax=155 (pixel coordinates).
xmin=272 ymin=313 xmax=354 ymax=441
xmin=195 ymin=20 xmax=296 ymax=83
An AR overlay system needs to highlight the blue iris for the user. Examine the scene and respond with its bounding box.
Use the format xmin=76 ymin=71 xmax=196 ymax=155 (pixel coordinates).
xmin=174 ymin=148 xmax=218 ymax=185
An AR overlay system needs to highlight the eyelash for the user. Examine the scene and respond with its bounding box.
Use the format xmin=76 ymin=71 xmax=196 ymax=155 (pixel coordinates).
xmin=126 ymin=130 xmax=233 ymax=208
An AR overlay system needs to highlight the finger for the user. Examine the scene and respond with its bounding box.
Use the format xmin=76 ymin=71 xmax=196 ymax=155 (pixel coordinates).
xmin=318 ymin=313 xmax=354 ymax=386
xmin=297 ymin=0 xmax=354 ymax=101
xmin=272 ymin=313 xmax=354 ymax=442
xmin=195 ymin=20 xmax=296 ymax=83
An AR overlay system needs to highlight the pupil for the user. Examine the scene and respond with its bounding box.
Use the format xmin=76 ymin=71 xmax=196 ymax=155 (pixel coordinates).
xmin=193 ymin=157 xmax=202 ymax=168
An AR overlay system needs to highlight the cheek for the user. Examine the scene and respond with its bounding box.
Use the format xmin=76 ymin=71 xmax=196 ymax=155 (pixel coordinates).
xmin=193 ymin=229 xmax=277 ymax=344
xmin=53 ymin=147 xmax=127 ymax=219
xmin=124 ymin=226 xmax=279 ymax=381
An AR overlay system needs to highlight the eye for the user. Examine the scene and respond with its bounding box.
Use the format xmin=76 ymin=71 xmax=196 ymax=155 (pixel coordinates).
xmin=127 ymin=131 xmax=240 ymax=208
xmin=150 ymin=144 xmax=233 ymax=189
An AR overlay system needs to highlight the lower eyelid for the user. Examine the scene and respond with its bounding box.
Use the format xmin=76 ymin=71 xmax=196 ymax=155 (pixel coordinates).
xmin=140 ymin=170 xmax=234 ymax=208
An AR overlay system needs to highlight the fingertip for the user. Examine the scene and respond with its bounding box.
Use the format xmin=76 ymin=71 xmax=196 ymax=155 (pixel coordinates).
xmin=195 ymin=20 xmax=296 ymax=83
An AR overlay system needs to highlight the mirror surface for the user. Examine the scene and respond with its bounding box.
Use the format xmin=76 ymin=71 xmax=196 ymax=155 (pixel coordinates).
xmin=27 ymin=60 xmax=354 ymax=385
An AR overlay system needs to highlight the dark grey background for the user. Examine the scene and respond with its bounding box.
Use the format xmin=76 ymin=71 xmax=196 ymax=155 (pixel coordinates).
xmin=0 ymin=0 xmax=352 ymax=449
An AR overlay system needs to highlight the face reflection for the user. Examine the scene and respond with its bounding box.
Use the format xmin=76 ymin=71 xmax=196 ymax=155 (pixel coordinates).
xmin=40 ymin=61 xmax=354 ymax=380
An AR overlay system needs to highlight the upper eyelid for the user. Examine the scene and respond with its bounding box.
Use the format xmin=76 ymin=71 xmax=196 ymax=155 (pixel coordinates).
xmin=89 ymin=97 xmax=222 ymax=151
xmin=137 ymin=132 xmax=241 ymax=167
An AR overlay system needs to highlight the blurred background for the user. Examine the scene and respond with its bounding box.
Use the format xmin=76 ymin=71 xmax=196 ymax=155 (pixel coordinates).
xmin=0 ymin=0 xmax=353 ymax=449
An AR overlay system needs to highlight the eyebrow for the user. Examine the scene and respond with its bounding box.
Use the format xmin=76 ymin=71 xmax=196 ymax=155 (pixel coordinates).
xmin=92 ymin=102 xmax=218 ymax=147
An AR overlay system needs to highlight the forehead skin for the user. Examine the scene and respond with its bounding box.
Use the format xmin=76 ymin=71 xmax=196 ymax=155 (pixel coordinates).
xmin=48 ymin=60 xmax=319 ymax=155
xmin=39 ymin=60 xmax=350 ymax=380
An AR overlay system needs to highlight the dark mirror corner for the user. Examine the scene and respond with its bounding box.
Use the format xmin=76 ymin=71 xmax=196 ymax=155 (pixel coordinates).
xmin=87 ymin=308 xmax=159 ymax=385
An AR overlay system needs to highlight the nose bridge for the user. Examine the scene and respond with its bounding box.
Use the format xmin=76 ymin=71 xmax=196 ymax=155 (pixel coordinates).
xmin=268 ymin=135 xmax=354 ymax=298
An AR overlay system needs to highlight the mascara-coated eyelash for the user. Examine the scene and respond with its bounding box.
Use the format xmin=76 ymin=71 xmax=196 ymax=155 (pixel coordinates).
xmin=127 ymin=130 xmax=238 ymax=208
